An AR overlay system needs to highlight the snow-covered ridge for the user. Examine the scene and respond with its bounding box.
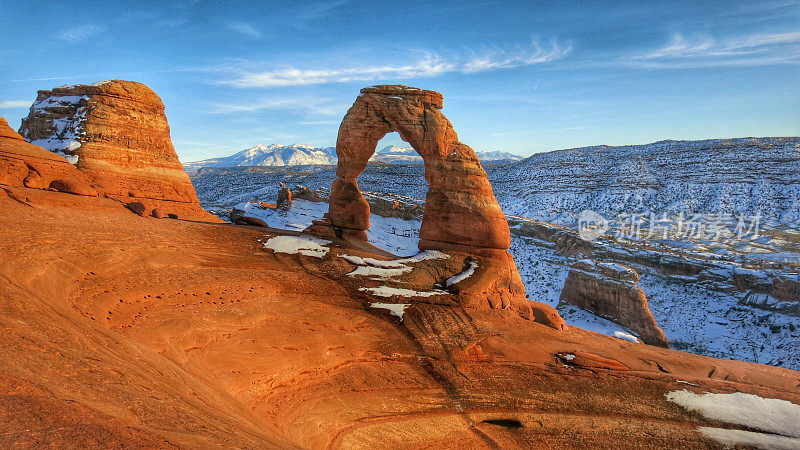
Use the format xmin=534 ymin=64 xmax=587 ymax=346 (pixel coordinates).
xmin=492 ymin=137 xmax=800 ymax=229
xmin=187 ymin=143 xmax=338 ymax=168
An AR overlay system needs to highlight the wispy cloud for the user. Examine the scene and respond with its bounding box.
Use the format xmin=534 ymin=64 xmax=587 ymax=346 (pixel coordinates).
xmin=462 ymin=41 xmax=571 ymax=73
xmin=631 ymin=30 xmax=800 ymax=68
xmin=209 ymin=97 xmax=347 ymax=116
xmin=227 ymin=22 xmax=262 ymax=40
xmin=224 ymin=40 xmax=570 ymax=87
xmin=57 ymin=25 xmax=107 ymax=43
xmin=298 ymin=0 xmax=352 ymax=23
xmin=0 ymin=100 xmax=31 ymax=108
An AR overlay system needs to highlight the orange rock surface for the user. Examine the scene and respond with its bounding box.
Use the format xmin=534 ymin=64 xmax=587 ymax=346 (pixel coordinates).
xmin=0 ymin=117 xmax=96 ymax=195
xmin=329 ymin=85 xmax=509 ymax=250
xmin=560 ymin=260 xmax=670 ymax=347
xmin=17 ymin=80 xmax=215 ymax=220
xmin=318 ymin=86 xmax=543 ymax=321
xmin=0 ymin=189 xmax=798 ymax=448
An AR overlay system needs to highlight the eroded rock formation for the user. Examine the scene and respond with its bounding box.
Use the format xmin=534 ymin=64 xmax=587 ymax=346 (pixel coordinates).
xmin=329 ymin=85 xmax=509 ymax=250
xmin=18 ymin=80 xmax=214 ymax=220
xmin=0 ymin=117 xmax=96 ymax=196
xmin=313 ymin=85 xmax=559 ymax=325
xmin=276 ymin=182 xmax=292 ymax=210
xmin=559 ymin=259 xmax=669 ymax=347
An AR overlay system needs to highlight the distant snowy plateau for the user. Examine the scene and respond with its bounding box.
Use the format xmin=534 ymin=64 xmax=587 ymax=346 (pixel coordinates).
xmin=190 ymin=137 xmax=800 ymax=370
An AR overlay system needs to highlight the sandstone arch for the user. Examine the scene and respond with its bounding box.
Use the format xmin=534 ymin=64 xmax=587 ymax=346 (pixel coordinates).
xmin=329 ymin=85 xmax=510 ymax=251
xmin=320 ymin=85 xmax=565 ymax=327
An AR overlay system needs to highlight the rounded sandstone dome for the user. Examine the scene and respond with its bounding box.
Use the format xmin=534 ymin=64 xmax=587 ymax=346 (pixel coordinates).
xmin=48 ymin=80 xmax=165 ymax=110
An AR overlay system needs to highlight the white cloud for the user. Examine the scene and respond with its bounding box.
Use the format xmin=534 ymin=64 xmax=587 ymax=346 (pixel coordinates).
xmin=57 ymin=25 xmax=107 ymax=43
xmin=209 ymin=97 xmax=347 ymax=116
xmin=225 ymin=40 xmax=570 ymax=87
xmin=462 ymin=41 xmax=571 ymax=73
xmin=0 ymin=100 xmax=31 ymax=109
xmin=227 ymin=22 xmax=262 ymax=40
xmin=632 ymin=30 xmax=800 ymax=68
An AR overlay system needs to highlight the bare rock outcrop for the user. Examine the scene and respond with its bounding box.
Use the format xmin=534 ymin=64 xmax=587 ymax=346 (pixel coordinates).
xmin=276 ymin=182 xmax=292 ymax=210
xmin=18 ymin=80 xmax=216 ymax=221
xmin=559 ymin=260 xmax=668 ymax=347
xmin=0 ymin=117 xmax=96 ymax=196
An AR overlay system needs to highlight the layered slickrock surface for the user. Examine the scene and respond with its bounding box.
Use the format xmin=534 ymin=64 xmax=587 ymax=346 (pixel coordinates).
xmin=0 ymin=189 xmax=798 ymax=448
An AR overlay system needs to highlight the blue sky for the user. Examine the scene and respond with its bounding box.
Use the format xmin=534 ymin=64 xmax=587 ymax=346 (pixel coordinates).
xmin=1 ymin=0 xmax=798 ymax=161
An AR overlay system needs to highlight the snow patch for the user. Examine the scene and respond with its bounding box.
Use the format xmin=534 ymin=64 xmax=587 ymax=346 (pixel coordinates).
xmin=698 ymin=427 xmax=800 ymax=449
xmin=348 ymin=265 xmax=412 ymax=279
xmin=25 ymin=94 xmax=90 ymax=163
xmin=446 ymin=260 xmax=477 ymax=286
xmin=343 ymin=250 xmax=450 ymax=281
xmin=613 ymin=331 xmax=641 ymax=343
xmin=263 ymin=235 xmax=331 ymax=258
xmin=370 ymin=302 xmax=410 ymax=320
xmin=666 ymin=390 xmax=800 ymax=439
xmin=359 ymin=286 xmax=447 ymax=298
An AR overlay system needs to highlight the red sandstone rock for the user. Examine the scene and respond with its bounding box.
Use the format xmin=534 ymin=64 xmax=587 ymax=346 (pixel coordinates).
xmin=49 ymin=179 xmax=98 ymax=197
xmin=233 ymin=215 xmax=269 ymax=228
xmin=556 ymin=351 xmax=630 ymax=371
xmin=292 ymin=185 xmax=324 ymax=202
xmin=0 ymin=117 xmax=96 ymax=194
xmin=329 ymin=85 xmax=509 ymax=250
xmin=310 ymin=85 xmax=546 ymax=322
xmin=277 ymin=182 xmax=292 ymax=210
xmin=125 ymin=201 xmax=147 ymax=217
xmin=559 ymin=259 xmax=669 ymax=347
xmin=530 ymin=302 xmax=568 ymax=331
xmin=0 ymin=192 xmax=799 ymax=448
xmin=256 ymin=201 xmax=277 ymax=210
xmin=17 ymin=80 xmax=219 ymax=222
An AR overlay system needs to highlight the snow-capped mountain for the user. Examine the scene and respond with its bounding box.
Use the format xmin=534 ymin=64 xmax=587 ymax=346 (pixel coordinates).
xmin=185 ymin=144 xmax=522 ymax=171
xmin=369 ymin=145 xmax=523 ymax=164
xmin=475 ymin=150 xmax=525 ymax=162
xmin=185 ymin=144 xmax=337 ymax=170
xmin=369 ymin=145 xmax=423 ymax=164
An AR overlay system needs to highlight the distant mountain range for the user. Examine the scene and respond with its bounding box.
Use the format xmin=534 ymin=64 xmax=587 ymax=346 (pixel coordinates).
xmin=183 ymin=144 xmax=522 ymax=171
